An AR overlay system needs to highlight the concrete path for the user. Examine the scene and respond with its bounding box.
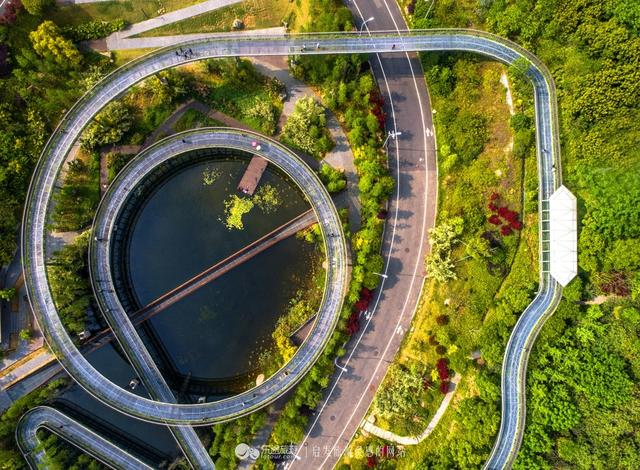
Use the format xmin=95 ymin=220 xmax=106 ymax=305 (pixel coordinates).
xmin=0 ymin=348 xmax=56 ymax=392
xmin=361 ymin=374 xmax=461 ymax=446
xmin=237 ymin=400 xmax=285 ymax=470
xmin=106 ymin=26 xmax=285 ymax=50
xmin=250 ymin=56 xmax=361 ymax=231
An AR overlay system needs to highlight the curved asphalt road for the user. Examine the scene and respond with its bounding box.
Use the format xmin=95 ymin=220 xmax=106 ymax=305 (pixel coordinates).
xmin=16 ymin=406 xmax=153 ymax=470
xmin=21 ymin=30 xmax=565 ymax=468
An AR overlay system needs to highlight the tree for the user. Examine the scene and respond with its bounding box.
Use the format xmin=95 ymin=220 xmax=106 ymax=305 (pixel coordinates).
xmin=319 ymin=164 xmax=347 ymax=193
xmin=81 ymin=100 xmax=132 ymax=150
xmin=246 ymin=98 xmax=278 ymax=135
xmin=0 ymin=287 xmax=15 ymax=301
xmin=465 ymin=236 xmax=492 ymax=261
xmin=425 ymin=217 xmax=464 ymax=282
xmin=47 ymin=232 xmax=92 ymax=336
xmin=281 ymin=96 xmax=334 ymax=158
xmin=22 ymin=0 xmax=52 ymax=16
xmin=29 ymin=21 xmax=81 ymax=68
xmin=19 ymin=328 xmax=31 ymax=341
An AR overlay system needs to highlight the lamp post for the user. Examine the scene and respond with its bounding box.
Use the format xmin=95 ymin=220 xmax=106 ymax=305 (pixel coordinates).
xmin=383 ymin=130 xmax=402 ymax=147
xmin=360 ymin=16 xmax=374 ymax=32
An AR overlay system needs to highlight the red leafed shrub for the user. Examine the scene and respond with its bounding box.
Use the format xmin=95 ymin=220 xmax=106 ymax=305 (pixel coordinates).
xmin=355 ymin=298 xmax=369 ymax=312
xmin=436 ymin=357 xmax=449 ymax=369
xmin=503 ymin=210 xmax=519 ymax=223
xmin=501 ymin=225 xmax=513 ymax=236
xmin=346 ymin=311 xmax=360 ymax=335
xmin=436 ymin=314 xmax=449 ymax=326
xmin=488 ymin=214 xmax=501 ymax=225
xmin=436 ymin=358 xmax=449 ymax=381
xmin=361 ymin=288 xmax=373 ymax=300
xmin=369 ymin=92 xmax=386 ymax=129
xmin=488 ymin=202 xmax=498 ymax=212
xmin=510 ymin=220 xmax=523 ymax=230
xmin=490 ymin=192 xmax=500 ymax=201
xmin=435 ymin=345 xmax=447 ymax=355
xmin=428 ymin=335 xmax=439 ymax=346
xmin=440 ymin=381 xmax=450 ymax=394
xmin=0 ymin=0 xmax=22 ymax=25
xmin=497 ymin=206 xmax=510 ymax=218
xmin=367 ymin=455 xmax=377 ymax=468
xmin=377 ymin=209 xmax=388 ymax=219
xmin=598 ymin=272 xmax=630 ymax=296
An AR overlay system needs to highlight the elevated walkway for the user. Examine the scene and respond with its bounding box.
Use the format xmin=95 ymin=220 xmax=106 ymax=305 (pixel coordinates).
xmin=16 ymin=406 xmax=153 ymax=470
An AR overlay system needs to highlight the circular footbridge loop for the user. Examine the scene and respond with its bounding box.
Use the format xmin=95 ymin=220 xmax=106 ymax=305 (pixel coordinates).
xmin=22 ymin=30 xmax=568 ymax=468
xmin=87 ymin=127 xmax=347 ymax=421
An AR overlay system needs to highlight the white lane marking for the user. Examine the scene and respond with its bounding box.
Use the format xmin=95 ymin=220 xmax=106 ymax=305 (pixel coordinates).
xmin=297 ymin=2 xmax=435 ymax=468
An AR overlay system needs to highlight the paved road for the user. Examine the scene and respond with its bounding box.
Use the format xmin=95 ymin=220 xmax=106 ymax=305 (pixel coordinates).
xmin=290 ymin=3 xmax=437 ymax=467
xmin=21 ymin=31 xmax=566 ymax=469
xmin=16 ymin=406 xmax=153 ymax=470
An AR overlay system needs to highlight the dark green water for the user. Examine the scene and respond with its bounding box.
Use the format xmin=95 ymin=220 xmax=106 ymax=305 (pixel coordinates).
xmin=119 ymin=155 xmax=315 ymax=379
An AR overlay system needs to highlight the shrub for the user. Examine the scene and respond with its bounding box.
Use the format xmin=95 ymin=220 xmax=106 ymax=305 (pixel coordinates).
xmin=61 ymin=20 xmax=126 ymax=42
xmin=319 ymin=163 xmax=347 ymax=193
xmin=436 ymin=345 xmax=447 ymax=355
xmin=436 ymin=314 xmax=449 ymax=326
xmin=21 ymin=0 xmax=51 ymax=16
xmin=281 ymin=96 xmax=334 ymax=158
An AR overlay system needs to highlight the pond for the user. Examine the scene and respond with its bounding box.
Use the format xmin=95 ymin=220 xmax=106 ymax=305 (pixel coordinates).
xmin=111 ymin=150 xmax=318 ymax=383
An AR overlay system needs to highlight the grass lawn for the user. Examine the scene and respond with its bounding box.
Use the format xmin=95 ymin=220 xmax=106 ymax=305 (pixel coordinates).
xmin=173 ymin=108 xmax=224 ymax=132
xmin=135 ymin=0 xmax=303 ymax=37
xmin=48 ymin=0 xmax=204 ymax=28
xmin=111 ymin=48 xmax=156 ymax=67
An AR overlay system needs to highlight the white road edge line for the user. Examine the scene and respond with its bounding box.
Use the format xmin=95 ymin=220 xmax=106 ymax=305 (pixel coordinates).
xmin=294 ymin=2 xmax=434 ymax=467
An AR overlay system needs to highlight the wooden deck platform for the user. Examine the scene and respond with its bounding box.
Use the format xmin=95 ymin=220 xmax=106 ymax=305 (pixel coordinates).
xmin=238 ymin=155 xmax=268 ymax=195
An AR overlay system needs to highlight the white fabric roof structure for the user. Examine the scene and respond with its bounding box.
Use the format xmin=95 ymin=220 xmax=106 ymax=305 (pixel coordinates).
xmin=549 ymin=185 xmax=578 ymax=286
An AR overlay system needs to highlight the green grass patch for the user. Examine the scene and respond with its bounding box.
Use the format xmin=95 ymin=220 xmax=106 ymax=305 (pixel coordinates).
xmin=173 ymin=108 xmax=224 ymax=132
xmin=135 ymin=0 xmax=298 ymax=37
xmin=47 ymin=0 xmax=204 ymax=28
xmin=111 ymin=48 xmax=156 ymax=67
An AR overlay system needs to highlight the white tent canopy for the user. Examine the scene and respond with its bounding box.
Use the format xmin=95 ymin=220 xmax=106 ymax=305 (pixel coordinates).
xmin=549 ymin=185 xmax=578 ymax=286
